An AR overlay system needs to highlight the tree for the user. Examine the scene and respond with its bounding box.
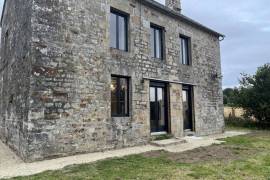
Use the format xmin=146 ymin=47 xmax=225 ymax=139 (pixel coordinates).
xmin=223 ymin=88 xmax=240 ymax=107
xmin=237 ymin=63 xmax=270 ymax=122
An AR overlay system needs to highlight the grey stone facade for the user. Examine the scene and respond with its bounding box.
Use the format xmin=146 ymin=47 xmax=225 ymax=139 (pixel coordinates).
xmin=0 ymin=0 xmax=224 ymax=162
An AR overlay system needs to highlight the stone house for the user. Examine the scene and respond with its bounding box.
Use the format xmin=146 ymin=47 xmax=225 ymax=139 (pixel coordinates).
xmin=0 ymin=0 xmax=225 ymax=162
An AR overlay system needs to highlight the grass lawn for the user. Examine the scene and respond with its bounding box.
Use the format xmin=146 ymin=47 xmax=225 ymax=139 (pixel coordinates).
xmin=8 ymin=131 xmax=270 ymax=180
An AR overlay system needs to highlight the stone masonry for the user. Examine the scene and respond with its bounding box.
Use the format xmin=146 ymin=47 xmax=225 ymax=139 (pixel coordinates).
xmin=0 ymin=0 xmax=225 ymax=162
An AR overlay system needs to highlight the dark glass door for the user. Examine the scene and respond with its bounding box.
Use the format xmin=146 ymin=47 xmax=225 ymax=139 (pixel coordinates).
xmin=183 ymin=85 xmax=193 ymax=130
xmin=150 ymin=82 xmax=168 ymax=133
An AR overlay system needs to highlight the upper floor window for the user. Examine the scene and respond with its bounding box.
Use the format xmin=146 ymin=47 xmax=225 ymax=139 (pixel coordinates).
xmin=111 ymin=76 xmax=129 ymax=117
xmin=110 ymin=9 xmax=128 ymax=51
xmin=180 ymin=35 xmax=191 ymax=65
xmin=151 ymin=24 xmax=164 ymax=59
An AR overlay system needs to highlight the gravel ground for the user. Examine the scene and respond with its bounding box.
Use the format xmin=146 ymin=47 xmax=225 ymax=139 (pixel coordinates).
xmin=0 ymin=141 xmax=23 ymax=170
xmin=0 ymin=131 xmax=248 ymax=179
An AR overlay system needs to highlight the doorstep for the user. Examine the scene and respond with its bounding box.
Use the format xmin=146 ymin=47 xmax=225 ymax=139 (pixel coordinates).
xmin=150 ymin=138 xmax=187 ymax=147
xmin=184 ymin=129 xmax=196 ymax=137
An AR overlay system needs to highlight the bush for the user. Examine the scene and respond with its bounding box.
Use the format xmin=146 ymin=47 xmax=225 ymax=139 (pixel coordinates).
xmin=236 ymin=64 xmax=270 ymax=122
xmin=225 ymin=117 xmax=270 ymax=130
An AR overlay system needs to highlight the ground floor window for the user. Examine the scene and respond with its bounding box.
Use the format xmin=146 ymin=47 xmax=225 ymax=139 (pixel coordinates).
xmin=111 ymin=76 xmax=129 ymax=117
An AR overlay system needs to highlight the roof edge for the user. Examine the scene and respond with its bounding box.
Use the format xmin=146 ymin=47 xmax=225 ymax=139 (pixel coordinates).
xmin=0 ymin=0 xmax=225 ymax=38
xmin=140 ymin=0 xmax=225 ymax=38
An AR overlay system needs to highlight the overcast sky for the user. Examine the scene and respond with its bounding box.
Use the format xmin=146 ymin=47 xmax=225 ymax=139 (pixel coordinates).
xmin=0 ymin=0 xmax=269 ymax=88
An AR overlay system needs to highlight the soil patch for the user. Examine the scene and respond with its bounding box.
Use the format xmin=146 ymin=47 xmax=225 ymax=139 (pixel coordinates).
xmin=143 ymin=144 xmax=255 ymax=164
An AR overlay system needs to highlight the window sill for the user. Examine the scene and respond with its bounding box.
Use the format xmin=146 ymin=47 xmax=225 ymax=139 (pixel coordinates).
xmin=110 ymin=47 xmax=128 ymax=53
xmin=151 ymin=57 xmax=166 ymax=63
xmin=110 ymin=48 xmax=130 ymax=58
xmin=179 ymin=63 xmax=192 ymax=67
xmin=111 ymin=116 xmax=131 ymax=120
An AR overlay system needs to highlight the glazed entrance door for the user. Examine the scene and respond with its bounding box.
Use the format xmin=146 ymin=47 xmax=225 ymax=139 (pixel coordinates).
xmin=182 ymin=85 xmax=193 ymax=131
xmin=150 ymin=82 xmax=168 ymax=133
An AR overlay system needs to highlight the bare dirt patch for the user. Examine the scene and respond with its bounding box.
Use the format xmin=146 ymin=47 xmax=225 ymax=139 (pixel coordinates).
xmin=143 ymin=144 xmax=255 ymax=164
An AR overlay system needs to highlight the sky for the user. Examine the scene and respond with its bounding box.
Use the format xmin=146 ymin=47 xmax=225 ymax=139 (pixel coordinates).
xmin=0 ymin=0 xmax=269 ymax=88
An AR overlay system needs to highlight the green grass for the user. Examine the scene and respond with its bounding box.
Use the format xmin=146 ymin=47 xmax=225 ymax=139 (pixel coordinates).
xmin=225 ymin=117 xmax=270 ymax=131
xmin=7 ymin=131 xmax=270 ymax=180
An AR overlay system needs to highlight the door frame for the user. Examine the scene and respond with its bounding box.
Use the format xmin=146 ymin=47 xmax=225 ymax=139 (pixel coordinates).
xmin=149 ymin=81 xmax=169 ymax=134
xmin=182 ymin=85 xmax=195 ymax=132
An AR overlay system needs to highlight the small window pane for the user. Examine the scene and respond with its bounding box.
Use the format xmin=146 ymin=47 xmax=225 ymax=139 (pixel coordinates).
xmin=111 ymin=76 xmax=129 ymax=117
xmin=180 ymin=37 xmax=190 ymax=65
xmin=118 ymin=16 xmax=126 ymax=51
xmin=111 ymin=77 xmax=118 ymax=116
xmin=110 ymin=13 xmax=117 ymax=49
xmin=110 ymin=10 xmax=128 ymax=51
xmin=151 ymin=28 xmax=155 ymax=57
xmin=155 ymin=29 xmax=161 ymax=59
xmin=119 ymin=78 xmax=128 ymax=101
xmin=151 ymin=25 xmax=163 ymax=59
xmin=150 ymin=87 xmax=155 ymax=102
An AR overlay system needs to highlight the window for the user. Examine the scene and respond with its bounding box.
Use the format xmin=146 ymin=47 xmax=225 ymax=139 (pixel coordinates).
xmin=111 ymin=76 xmax=129 ymax=117
xmin=151 ymin=24 xmax=164 ymax=59
xmin=110 ymin=9 xmax=128 ymax=51
xmin=180 ymin=35 xmax=191 ymax=65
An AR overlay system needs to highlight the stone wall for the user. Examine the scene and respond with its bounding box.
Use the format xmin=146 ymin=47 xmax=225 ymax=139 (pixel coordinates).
xmin=0 ymin=0 xmax=32 ymax=160
xmin=0 ymin=0 xmax=224 ymax=161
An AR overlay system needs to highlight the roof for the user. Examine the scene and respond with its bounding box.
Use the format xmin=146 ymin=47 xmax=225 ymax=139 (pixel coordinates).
xmin=141 ymin=0 xmax=225 ymax=37
xmin=1 ymin=0 xmax=225 ymax=37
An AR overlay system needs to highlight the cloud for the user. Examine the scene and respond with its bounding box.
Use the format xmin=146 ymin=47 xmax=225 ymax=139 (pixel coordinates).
xmin=0 ymin=0 xmax=269 ymax=88
xmin=155 ymin=0 xmax=270 ymax=87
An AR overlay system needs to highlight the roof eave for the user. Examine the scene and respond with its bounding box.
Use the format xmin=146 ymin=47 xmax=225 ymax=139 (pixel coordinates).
xmin=0 ymin=0 xmax=225 ymax=38
xmin=140 ymin=0 xmax=225 ymax=38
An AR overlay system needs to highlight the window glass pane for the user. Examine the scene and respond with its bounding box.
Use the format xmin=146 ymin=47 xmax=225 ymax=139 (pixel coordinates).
xmin=182 ymin=90 xmax=187 ymax=102
xmin=120 ymin=78 xmax=128 ymax=115
xmin=151 ymin=26 xmax=163 ymax=59
xmin=182 ymin=38 xmax=187 ymax=64
xmin=151 ymin=28 xmax=155 ymax=57
xmin=110 ymin=13 xmax=117 ymax=48
xmin=119 ymin=78 xmax=127 ymax=101
xmin=155 ymin=29 xmax=161 ymax=59
xmin=111 ymin=77 xmax=118 ymax=115
xmin=111 ymin=76 xmax=129 ymax=116
xmin=157 ymin=88 xmax=165 ymax=127
xmin=181 ymin=37 xmax=189 ymax=65
xmin=150 ymin=87 xmax=155 ymax=102
xmin=118 ymin=16 xmax=126 ymax=51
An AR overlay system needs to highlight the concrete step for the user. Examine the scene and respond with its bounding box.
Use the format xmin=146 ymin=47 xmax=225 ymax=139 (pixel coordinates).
xmin=150 ymin=138 xmax=187 ymax=147
xmin=184 ymin=130 xmax=195 ymax=137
